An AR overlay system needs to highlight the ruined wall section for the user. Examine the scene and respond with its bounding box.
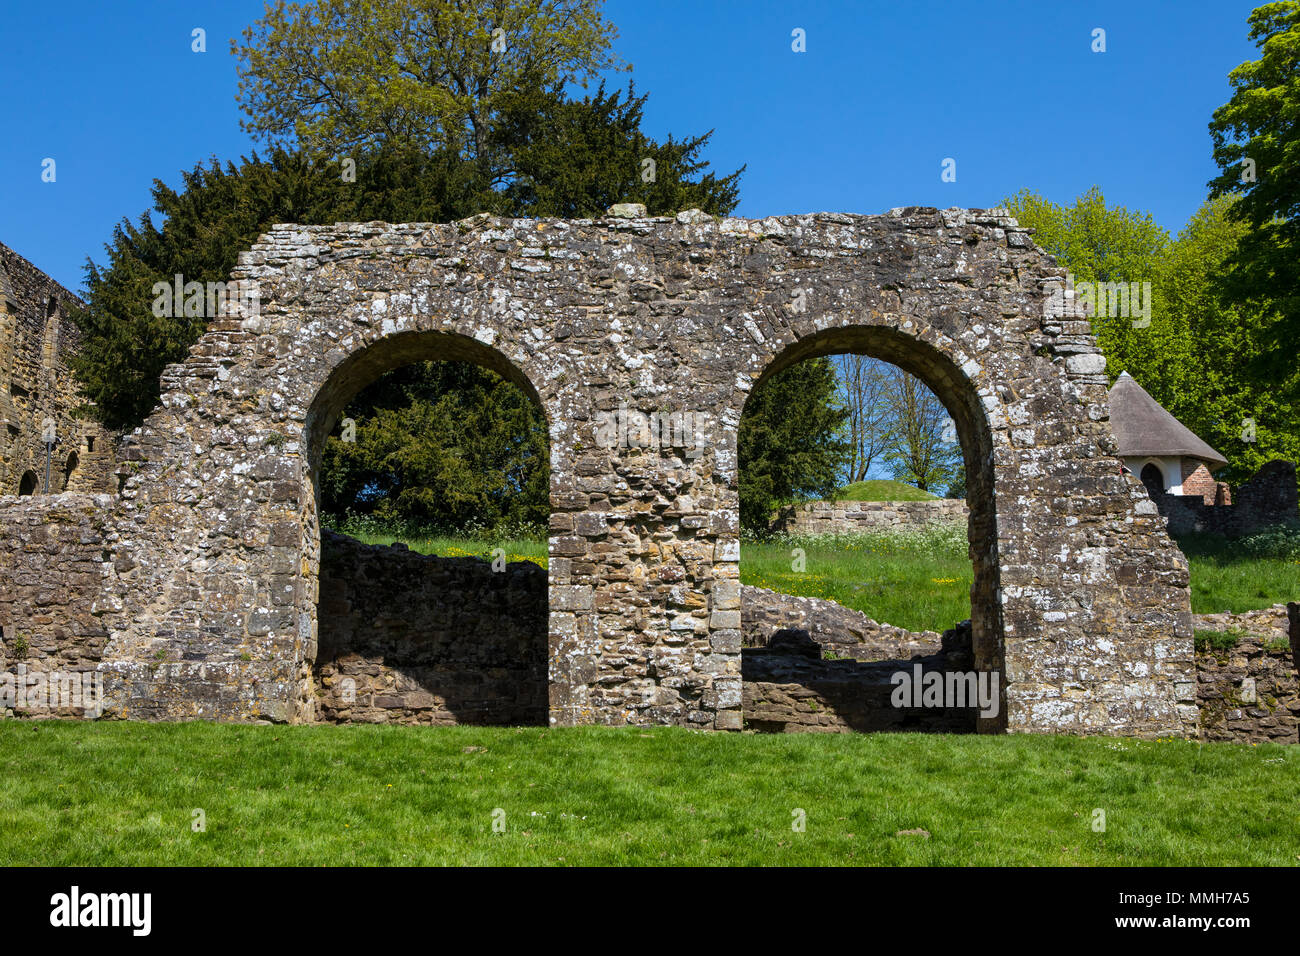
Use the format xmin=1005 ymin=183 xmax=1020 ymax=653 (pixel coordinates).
xmin=0 ymin=243 xmax=116 ymax=496
xmin=0 ymin=494 xmax=121 ymax=717
xmin=315 ymin=530 xmax=548 ymax=725
xmin=1157 ymin=460 xmax=1298 ymax=536
xmin=1195 ymin=603 xmax=1299 ymax=744
xmin=90 ymin=209 xmax=1196 ymax=737
xmin=773 ymin=497 xmax=968 ymax=534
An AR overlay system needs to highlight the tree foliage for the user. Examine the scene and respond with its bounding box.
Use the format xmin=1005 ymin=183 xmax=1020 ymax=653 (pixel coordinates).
xmin=879 ymin=365 xmax=961 ymax=493
xmin=233 ymin=0 xmax=624 ymax=165
xmin=1207 ymin=1 xmax=1300 ymax=403
xmin=319 ymin=361 xmax=548 ymax=529
xmin=1006 ymin=187 xmax=1300 ymax=482
xmin=738 ymin=359 xmax=848 ymax=530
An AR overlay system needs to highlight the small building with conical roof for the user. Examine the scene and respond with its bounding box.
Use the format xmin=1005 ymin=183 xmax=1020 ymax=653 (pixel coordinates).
xmin=1108 ymin=371 xmax=1229 ymax=505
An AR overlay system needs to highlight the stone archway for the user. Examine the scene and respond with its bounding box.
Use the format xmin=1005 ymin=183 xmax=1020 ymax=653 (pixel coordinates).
xmin=98 ymin=208 xmax=1197 ymax=737
xmin=302 ymin=330 xmax=551 ymax=725
xmin=740 ymin=326 xmax=1003 ymax=727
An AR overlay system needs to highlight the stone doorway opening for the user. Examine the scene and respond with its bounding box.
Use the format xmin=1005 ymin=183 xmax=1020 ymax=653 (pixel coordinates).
xmin=736 ymin=331 xmax=1000 ymax=734
xmin=303 ymin=331 xmax=551 ymax=726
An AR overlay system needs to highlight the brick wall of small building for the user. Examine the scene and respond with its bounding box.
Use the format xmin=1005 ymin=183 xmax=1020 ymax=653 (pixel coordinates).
xmin=1180 ymin=460 xmax=1218 ymax=505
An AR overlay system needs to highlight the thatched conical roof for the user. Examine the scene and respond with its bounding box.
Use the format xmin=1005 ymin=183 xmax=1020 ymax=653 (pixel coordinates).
xmin=1108 ymin=372 xmax=1227 ymax=469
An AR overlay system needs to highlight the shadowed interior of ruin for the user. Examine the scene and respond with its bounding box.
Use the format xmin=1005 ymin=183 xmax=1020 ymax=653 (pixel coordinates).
xmin=315 ymin=530 xmax=549 ymax=725
xmin=306 ymin=333 xmax=551 ymax=726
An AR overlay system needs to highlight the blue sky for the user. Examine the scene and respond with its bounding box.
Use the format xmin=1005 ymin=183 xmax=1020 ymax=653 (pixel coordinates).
xmin=0 ymin=0 xmax=1265 ymax=292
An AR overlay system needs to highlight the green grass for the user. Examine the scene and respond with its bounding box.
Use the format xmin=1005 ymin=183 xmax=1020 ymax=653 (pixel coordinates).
xmin=741 ymin=528 xmax=972 ymax=632
xmin=1 ymin=722 xmax=1296 ymax=866
xmin=1178 ymin=531 xmax=1300 ymax=616
xmin=832 ymin=480 xmax=938 ymax=502
xmin=1194 ymin=628 xmax=1244 ymax=654
xmin=345 ymin=532 xmax=549 ymax=566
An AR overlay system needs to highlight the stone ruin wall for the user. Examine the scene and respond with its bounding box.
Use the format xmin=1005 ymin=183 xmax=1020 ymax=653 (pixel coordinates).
xmin=0 ymin=494 xmax=121 ymax=718
xmin=314 ymin=530 xmax=548 ymax=725
xmin=0 ymin=209 xmax=1205 ymax=738
xmin=1155 ymin=459 xmax=1298 ymax=537
xmin=1195 ymin=603 xmax=1299 ymax=744
xmin=1 ymin=495 xmax=1292 ymax=742
xmin=773 ymin=497 xmax=968 ymax=535
xmin=0 ymin=243 xmax=117 ymax=497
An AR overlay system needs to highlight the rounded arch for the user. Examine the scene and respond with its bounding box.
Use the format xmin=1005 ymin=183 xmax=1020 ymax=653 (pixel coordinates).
xmin=17 ymin=471 xmax=38 ymax=496
xmin=739 ymin=321 xmax=1004 ymax=729
xmin=300 ymin=326 xmax=554 ymax=726
xmin=62 ymin=451 xmax=79 ymax=490
xmin=303 ymin=328 xmax=548 ymax=477
xmin=745 ymin=322 xmax=995 ymax=501
xmin=1139 ymin=461 xmax=1166 ymax=497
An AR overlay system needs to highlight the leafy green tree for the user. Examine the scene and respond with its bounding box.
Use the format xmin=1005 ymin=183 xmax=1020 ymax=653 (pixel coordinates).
xmin=880 ymin=365 xmax=961 ymax=493
xmin=233 ymin=0 xmax=624 ymax=166
xmin=945 ymin=464 xmax=966 ymax=500
xmin=70 ymin=147 xmax=485 ymax=429
xmin=1156 ymin=197 xmax=1299 ymax=478
xmin=492 ymin=82 xmax=741 ymax=217
xmin=739 ymin=359 xmax=849 ymax=530
xmin=1005 ymin=187 xmax=1172 ymax=387
xmin=1207 ymin=1 xmax=1300 ymax=403
xmin=1007 ymin=187 xmax=1300 ymax=482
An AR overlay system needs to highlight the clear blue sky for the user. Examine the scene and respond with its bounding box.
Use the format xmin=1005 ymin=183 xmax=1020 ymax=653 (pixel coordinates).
xmin=0 ymin=0 xmax=1264 ymax=292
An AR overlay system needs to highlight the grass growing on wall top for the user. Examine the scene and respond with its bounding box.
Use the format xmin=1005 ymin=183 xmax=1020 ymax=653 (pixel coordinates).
xmin=0 ymin=722 xmax=1296 ymax=867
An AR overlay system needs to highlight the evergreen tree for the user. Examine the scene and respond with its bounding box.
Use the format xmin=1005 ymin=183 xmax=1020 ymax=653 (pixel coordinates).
xmin=739 ymin=359 xmax=849 ymax=531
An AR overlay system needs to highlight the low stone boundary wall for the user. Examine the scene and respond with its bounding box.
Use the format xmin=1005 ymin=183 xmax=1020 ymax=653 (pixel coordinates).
xmin=314 ymin=530 xmax=548 ymax=725
xmin=773 ymin=497 xmax=968 ymax=535
xmin=1194 ymin=603 xmax=1299 ymax=744
xmin=740 ymin=584 xmax=975 ymax=732
xmin=1157 ymin=460 xmax=1298 ymax=537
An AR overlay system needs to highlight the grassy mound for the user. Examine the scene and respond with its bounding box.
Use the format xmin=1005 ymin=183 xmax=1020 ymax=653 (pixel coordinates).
xmin=832 ymin=480 xmax=939 ymax=502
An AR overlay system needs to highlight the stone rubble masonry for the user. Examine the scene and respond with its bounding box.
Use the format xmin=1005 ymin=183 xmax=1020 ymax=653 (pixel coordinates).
xmin=2 ymin=503 xmax=1288 ymax=742
xmin=0 ymin=242 xmax=117 ymax=496
xmin=1193 ymin=603 xmax=1299 ymax=744
xmin=740 ymin=584 xmax=976 ymax=733
xmin=1155 ymin=460 xmax=1297 ymax=536
xmin=773 ymin=498 xmax=968 ymax=534
xmin=0 ymin=208 xmax=1199 ymax=736
xmin=314 ymin=530 xmax=548 ymax=725
xmin=0 ymin=493 xmax=121 ymax=718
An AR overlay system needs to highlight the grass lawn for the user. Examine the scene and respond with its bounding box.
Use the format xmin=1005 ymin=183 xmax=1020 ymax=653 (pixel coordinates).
xmin=740 ymin=530 xmax=972 ymax=631
xmin=832 ymin=479 xmax=938 ymax=501
xmin=1178 ymin=532 xmax=1300 ymax=616
xmin=338 ymin=526 xmax=1298 ymax=634
xmin=1 ymin=722 xmax=1296 ymax=866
